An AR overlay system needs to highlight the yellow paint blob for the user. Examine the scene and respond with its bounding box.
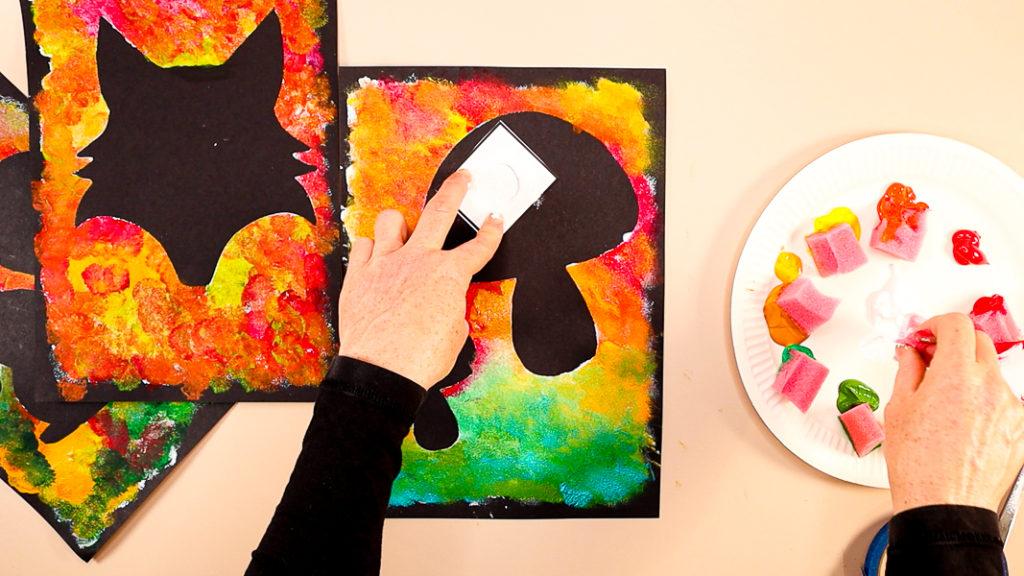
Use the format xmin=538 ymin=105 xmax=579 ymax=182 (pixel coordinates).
xmin=813 ymin=207 xmax=860 ymax=239
xmin=773 ymin=252 xmax=802 ymax=283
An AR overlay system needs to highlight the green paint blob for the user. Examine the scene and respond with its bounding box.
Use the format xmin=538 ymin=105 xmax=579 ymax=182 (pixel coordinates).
xmin=837 ymin=379 xmax=880 ymax=413
xmin=781 ymin=344 xmax=814 ymax=364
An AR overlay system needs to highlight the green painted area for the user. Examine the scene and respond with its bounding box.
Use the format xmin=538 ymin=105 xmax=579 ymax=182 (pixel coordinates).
xmin=0 ymin=364 xmax=199 ymax=545
xmin=0 ymin=367 xmax=54 ymax=487
xmin=390 ymin=348 xmax=657 ymax=508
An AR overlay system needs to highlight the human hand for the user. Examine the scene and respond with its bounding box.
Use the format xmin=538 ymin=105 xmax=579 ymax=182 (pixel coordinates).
xmin=336 ymin=170 xmax=503 ymax=389
xmin=885 ymin=313 xmax=1024 ymax=514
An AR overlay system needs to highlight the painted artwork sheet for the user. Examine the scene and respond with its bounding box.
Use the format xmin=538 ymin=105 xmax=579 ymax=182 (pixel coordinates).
xmin=0 ymin=70 xmax=231 ymax=561
xmin=342 ymin=67 xmax=665 ymax=517
xmin=22 ymin=0 xmax=340 ymax=403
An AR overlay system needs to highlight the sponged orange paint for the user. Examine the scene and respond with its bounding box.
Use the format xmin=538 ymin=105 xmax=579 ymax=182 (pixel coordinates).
xmin=29 ymin=0 xmax=336 ymax=399
xmin=0 ymin=266 xmax=35 ymax=291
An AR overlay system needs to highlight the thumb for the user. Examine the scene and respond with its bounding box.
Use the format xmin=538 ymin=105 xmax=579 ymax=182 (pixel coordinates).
xmin=891 ymin=345 xmax=926 ymax=402
xmin=452 ymin=213 xmax=503 ymax=274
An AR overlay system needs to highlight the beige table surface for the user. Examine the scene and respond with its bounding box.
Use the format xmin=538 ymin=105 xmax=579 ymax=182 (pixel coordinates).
xmin=3 ymin=0 xmax=1024 ymax=574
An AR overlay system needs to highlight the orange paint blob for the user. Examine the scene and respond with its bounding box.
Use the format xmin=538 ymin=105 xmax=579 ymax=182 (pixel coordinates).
xmin=877 ymin=182 xmax=928 ymax=242
xmin=764 ymin=283 xmax=807 ymax=346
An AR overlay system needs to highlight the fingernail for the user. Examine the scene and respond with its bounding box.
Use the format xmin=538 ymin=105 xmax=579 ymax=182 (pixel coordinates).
xmin=454 ymin=169 xmax=472 ymax=181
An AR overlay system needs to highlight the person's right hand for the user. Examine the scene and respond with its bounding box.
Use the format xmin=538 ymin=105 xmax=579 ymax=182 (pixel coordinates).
xmin=885 ymin=313 xmax=1024 ymax=514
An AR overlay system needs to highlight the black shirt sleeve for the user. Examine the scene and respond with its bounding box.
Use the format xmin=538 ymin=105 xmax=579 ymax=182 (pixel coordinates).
xmin=245 ymin=356 xmax=427 ymax=576
xmin=886 ymin=504 xmax=1006 ymax=576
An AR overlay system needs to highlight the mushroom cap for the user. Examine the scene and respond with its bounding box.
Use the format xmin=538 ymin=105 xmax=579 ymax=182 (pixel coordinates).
xmin=429 ymin=111 xmax=638 ymax=280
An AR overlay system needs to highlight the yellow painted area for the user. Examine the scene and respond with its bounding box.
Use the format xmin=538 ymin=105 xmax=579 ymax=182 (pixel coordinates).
xmin=813 ymin=207 xmax=860 ymax=239
xmin=207 ymin=256 xmax=254 ymax=308
xmin=774 ymin=251 xmax=802 ymax=283
xmin=37 ymin=426 xmax=104 ymax=505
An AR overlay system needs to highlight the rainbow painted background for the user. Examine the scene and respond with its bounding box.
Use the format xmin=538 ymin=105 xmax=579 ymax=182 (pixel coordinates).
xmin=344 ymin=70 xmax=663 ymax=512
xmin=30 ymin=0 xmax=337 ymax=400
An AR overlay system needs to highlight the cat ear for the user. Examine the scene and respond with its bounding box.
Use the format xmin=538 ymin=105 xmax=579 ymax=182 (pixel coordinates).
xmin=94 ymin=18 xmax=157 ymax=113
xmin=225 ymin=11 xmax=285 ymax=106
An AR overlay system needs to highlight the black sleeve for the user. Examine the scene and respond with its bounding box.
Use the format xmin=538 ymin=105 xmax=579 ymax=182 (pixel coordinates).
xmin=886 ymin=505 xmax=1006 ymax=576
xmin=245 ymin=356 xmax=427 ymax=576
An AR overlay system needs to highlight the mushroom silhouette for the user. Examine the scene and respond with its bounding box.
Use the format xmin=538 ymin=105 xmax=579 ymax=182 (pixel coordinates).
xmin=413 ymin=111 xmax=638 ymax=451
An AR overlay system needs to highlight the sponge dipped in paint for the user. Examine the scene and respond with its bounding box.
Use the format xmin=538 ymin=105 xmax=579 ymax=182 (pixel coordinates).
xmin=970 ymin=294 xmax=1024 ymax=354
xmin=806 ymin=222 xmax=868 ymax=277
xmin=776 ymin=276 xmax=840 ymax=336
xmin=870 ymin=182 xmax=929 ymax=261
xmin=773 ymin=348 xmax=829 ymax=413
xmin=838 ymin=403 xmax=885 ymax=457
xmin=870 ymin=213 xmax=928 ymax=261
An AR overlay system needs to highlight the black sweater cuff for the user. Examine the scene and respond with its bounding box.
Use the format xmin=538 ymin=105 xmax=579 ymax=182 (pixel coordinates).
xmin=887 ymin=505 xmax=1004 ymax=575
xmin=323 ymin=356 xmax=426 ymax=424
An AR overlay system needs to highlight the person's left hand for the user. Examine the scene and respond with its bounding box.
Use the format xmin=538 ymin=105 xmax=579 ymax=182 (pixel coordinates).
xmin=336 ymin=170 xmax=503 ymax=389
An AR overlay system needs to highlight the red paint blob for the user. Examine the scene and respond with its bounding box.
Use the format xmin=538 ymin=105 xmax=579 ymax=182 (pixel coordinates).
xmin=952 ymin=229 xmax=988 ymax=265
xmin=972 ymin=294 xmax=1007 ymax=316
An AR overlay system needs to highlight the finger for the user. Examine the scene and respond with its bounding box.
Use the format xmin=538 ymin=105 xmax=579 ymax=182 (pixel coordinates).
xmin=410 ymin=170 xmax=471 ymax=249
xmin=918 ymin=313 xmax=977 ymax=365
xmin=451 ymin=213 xmax=503 ymax=274
xmin=891 ymin=344 xmax=926 ymax=401
xmin=372 ymin=209 xmax=409 ymax=257
xmin=347 ymin=236 xmax=373 ymax=271
xmin=974 ymin=329 xmax=999 ymax=365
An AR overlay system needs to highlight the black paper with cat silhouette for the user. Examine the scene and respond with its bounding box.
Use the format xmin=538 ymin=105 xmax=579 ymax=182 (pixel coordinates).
xmin=77 ymin=12 xmax=315 ymax=287
xmin=24 ymin=2 xmax=339 ymax=404
xmin=0 ymin=68 xmax=231 ymax=560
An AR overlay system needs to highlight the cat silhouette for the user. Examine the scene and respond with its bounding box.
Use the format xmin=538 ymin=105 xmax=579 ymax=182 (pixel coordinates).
xmin=76 ymin=12 xmax=315 ymax=286
xmin=414 ymin=111 xmax=639 ymax=450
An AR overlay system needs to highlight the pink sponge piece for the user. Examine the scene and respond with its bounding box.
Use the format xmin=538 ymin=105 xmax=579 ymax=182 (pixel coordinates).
xmin=805 ymin=223 xmax=868 ymax=277
xmin=839 ymin=403 xmax=885 ymax=457
xmin=870 ymin=211 xmax=928 ymax=261
xmin=776 ymin=277 xmax=840 ymax=335
xmin=773 ymin=350 xmax=828 ymax=412
xmin=970 ymin=295 xmax=1023 ymax=354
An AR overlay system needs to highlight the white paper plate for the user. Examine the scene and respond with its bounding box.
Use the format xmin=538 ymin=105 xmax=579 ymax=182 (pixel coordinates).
xmin=730 ymin=133 xmax=1024 ymax=487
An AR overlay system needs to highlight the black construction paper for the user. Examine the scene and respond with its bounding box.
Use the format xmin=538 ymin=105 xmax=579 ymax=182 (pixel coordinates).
xmin=342 ymin=66 xmax=665 ymax=519
xmin=22 ymin=0 xmax=339 ymax=403
xmin=0 ymin=68 xmax=231 ymax=561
